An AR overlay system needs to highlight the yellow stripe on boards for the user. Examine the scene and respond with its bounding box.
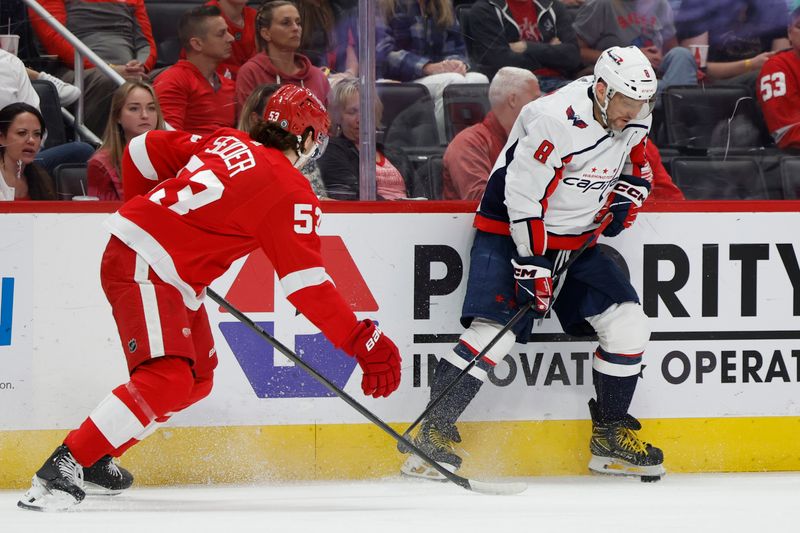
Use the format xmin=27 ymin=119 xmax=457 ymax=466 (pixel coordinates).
xmin=1 ymin=417 xmax=798 ymax=489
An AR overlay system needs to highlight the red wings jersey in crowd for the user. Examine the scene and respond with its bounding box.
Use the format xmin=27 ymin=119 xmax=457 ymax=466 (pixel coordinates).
xmin=758 ymin=49 xmax=800 ymax=150
xmin=107 ymin=128 xmax=358 ymax=347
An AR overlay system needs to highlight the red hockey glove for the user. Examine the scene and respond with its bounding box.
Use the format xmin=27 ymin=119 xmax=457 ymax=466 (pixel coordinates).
xmin=341 ymin=319 xmax=401 ymax=398
xmin=511 ymin=255 xmax=553 ymax=318
xmin=597 ymin=174 xmax=651 ymax=237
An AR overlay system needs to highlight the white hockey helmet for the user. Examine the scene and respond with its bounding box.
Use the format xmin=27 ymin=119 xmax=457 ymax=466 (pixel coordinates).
xmin=593 ymin=46 xmax=658 ymax=124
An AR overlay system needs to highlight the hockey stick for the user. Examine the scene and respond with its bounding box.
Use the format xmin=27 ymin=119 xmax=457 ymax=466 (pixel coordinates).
xmin=206 ymin=288 xmax=526 ymax=496
xmin=398 ymin=214 xmax=614 ymax=449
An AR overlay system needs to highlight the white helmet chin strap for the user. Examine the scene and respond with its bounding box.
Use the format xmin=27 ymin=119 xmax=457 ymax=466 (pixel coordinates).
xmin=593 ymin=84 xmax=613 ymax=131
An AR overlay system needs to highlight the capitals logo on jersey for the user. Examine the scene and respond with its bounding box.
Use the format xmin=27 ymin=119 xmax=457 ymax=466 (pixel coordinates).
xmin=218 ymin=238 xmax=377 ymax=398
xmin=566 ymin=106 xmax=588 ymax=129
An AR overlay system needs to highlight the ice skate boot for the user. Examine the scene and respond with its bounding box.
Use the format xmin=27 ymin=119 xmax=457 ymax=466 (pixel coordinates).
xmin=18 ymin=445 xmax=86 ymax=511
xmin=400 ymin=420 xmax=463 ymax=481
xmin=83 ymin=455 xmax=134 ymax=495
xmin=587 ymin=399 xmax=665 ymax=482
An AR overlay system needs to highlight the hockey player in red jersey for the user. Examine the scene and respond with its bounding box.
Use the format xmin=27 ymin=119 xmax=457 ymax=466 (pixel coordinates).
xmin=18 ymin=85 xmax=402 ymax=512
xmin=758 ymin=7 xmax=800 ymax=150
xmin=400 ymin=46 xmax=665 ymax=482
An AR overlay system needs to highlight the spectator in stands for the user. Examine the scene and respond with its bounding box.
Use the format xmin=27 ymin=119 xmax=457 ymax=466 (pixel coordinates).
xmin=574 ymin=0 xmax=698 ymax=95
xmin=442 ymin=67 xmax=540 ymax=200
xmin=237 ymin=1 xmax=331 ymax=111
xmin=0 ymin=103 xmax=57 ymax=200
xmin=28 ymin=0 xmax=158 ymax=136
xmin=88 ymin=81 xmax=166 ymax=200
xmin=376 ymin=0 xmax=489 ymax=142
xmin=465 ymin=0 xmax=582 ymax=93
xmin=155 ymin=5 xmax=236 ymax=135
xmin=676 ymin=0 xmax=790 ymax=85
xmin=206 ymin=0 xmax=258 ymax=79
xmin=319 ymin=76 xmax=421 ymax=200
xmin=238 ymin=82 xmax=328 ymax=196
xmin=237 ymin=83 xmax=281 ymax=131
xmin=1 ymin=48 xmax=40 ymax=109
xmin=0 ymin=48 xmax=94 ymax=178
xmin=758 ymin=5 xmax=800 ymax=150
xmin=295 ymin=0 xmax=359 ymax=80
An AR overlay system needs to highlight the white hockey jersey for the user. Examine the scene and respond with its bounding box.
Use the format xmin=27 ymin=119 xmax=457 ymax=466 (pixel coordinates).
xmin=474 ymin=76 xmax=652 ymax=256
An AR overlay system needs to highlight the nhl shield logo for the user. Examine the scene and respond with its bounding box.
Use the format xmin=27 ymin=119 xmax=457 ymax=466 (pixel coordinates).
xmin=128 ymin=338 xmax=138 ymax=353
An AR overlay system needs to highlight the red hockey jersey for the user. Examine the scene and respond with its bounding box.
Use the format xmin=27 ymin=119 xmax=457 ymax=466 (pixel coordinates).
xmin=758 ymin=49 xmax=800 ymax=150
xmin=107 ymin=128 xmax=359 ymax=347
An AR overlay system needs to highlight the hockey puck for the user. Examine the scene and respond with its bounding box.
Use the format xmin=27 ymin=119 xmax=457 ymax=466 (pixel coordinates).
xmin=640 ymin=475 xmax=661 ymax=483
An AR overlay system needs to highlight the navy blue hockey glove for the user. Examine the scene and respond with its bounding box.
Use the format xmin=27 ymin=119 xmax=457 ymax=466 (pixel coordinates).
xmin=511 ymin=255 xmax=553 ymax=318
xmin=598 ymin=174 xmax=651 ymax=237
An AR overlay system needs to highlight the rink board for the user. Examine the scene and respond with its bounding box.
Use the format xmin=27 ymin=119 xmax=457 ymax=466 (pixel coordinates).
xmin=1 ymin=202 xmax=799 ymax=487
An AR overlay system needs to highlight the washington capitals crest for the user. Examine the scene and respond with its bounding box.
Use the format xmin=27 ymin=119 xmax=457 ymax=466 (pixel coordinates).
xmin=566 ymin=106 xmax=588 ymax=129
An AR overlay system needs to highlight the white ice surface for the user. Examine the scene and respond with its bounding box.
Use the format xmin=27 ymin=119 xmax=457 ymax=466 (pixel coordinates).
xmin=1 ymin=473 xmax=796 ymax=533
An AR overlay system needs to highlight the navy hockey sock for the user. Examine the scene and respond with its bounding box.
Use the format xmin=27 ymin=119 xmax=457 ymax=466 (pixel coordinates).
xmin=592 ymin=368 xmax=638 ymax=423
xmin=426 ymin=358 xmax=483 ymax=428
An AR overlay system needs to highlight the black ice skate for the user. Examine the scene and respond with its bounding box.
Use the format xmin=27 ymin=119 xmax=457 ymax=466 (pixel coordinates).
xmin=400 ymin=421 xmax=463 ymax=481
xmin=18 ymin=445 xmax=86 ymax=511
xmin=83 ymin=455 xmax=134 ymax=495
xmin=587 ymin=399 xmax=666 ymax=482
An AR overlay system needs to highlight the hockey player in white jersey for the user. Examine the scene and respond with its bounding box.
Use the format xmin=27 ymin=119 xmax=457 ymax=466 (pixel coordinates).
xmin=401 ymin=46 xmax=665 ymax=482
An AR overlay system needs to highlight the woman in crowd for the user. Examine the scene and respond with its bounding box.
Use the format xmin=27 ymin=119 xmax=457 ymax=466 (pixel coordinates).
xmin=87 ymin=81 xmax=166 ymax=201
xmin=0 ymin=102 xmax=57 ymax=201
xmin=236 ymin=0 xmax=331 ymax=111
xmin=376 ymin=0 xmax=488 ymax=142
xmin=295 ymin=0 xmax=358 ymax=79
xmin=238 ymin=82 xmax=328 ymax=197
xmin=319 ymin=76 xmax=420 ymax=200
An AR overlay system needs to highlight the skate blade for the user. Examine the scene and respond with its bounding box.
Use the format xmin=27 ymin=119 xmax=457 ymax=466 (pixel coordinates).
xmin=588 ymin=455 xmax=666 ymax=482
xmin=399 ymin=454 xmax=455 ymax=482
xmin=17 ymin=476 xmax=81 ymax=512
xmin=83 ymin=481 xmax=124 ymax=496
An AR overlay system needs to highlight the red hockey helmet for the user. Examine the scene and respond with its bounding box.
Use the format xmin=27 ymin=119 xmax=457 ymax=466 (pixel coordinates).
xmin=263 ymin=84 xmax=330 ymax=159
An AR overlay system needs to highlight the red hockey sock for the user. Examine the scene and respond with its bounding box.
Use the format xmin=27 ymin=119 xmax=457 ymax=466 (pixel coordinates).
xmin=64 ymin=356 xmax=195 ymax=466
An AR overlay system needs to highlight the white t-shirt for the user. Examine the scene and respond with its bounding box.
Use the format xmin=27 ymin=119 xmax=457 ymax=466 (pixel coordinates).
xmin=0 ymin=48 xmax=40 ymax=110
xmin=0 ymin=169 xmax=16 ymax=201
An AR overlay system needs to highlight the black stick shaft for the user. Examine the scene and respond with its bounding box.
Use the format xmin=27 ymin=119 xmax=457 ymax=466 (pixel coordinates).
xmin=400 ymin=215 xmax=613 ymax=440
xmin=206 ymin=288 xmax=475 ymax=491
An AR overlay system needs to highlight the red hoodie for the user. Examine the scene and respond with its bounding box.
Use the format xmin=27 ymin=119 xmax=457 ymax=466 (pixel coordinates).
xmin=154 ymin=60 xmax=236 ymax=136
xmin=235 ymin=51 xmax=330 ymax=113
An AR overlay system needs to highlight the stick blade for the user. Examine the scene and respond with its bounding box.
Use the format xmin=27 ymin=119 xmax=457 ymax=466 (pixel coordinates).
xmin=466 ymin=479 xmax=528 ymax=495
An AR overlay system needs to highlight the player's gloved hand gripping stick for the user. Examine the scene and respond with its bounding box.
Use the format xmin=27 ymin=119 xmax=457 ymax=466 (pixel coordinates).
xmin=399 ymin=214 xmax=613 ymax=446
xmin=206 ymin=288 xmax=526 ymax=495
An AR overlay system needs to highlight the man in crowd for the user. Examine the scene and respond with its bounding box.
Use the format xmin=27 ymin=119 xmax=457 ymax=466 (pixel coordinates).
xmin=155 ymin=5 xmax=237 ymax=135
xmin=442 ymin=67 xmax=540 ymax=200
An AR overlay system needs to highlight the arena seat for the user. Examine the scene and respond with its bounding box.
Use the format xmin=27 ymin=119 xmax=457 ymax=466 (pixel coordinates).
xmin=663 ymin=86 xmax=765 ymax=153
xmin=442 ymin=83 xmax=489 ymax=142
xmin=377 ymin=82 xmax=439 ymax=148
xmin=779 ymin=156 xmax=800 ymax=200
xmin=418 ymin=154 xmax=444 ymax=200
xmin=670 ymin=157 xmax=768 ymax=200
xmin=53 ymin=163 xmax=89 ymax=200
xmin=31 ymin=79 xmax=68 ymax=148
